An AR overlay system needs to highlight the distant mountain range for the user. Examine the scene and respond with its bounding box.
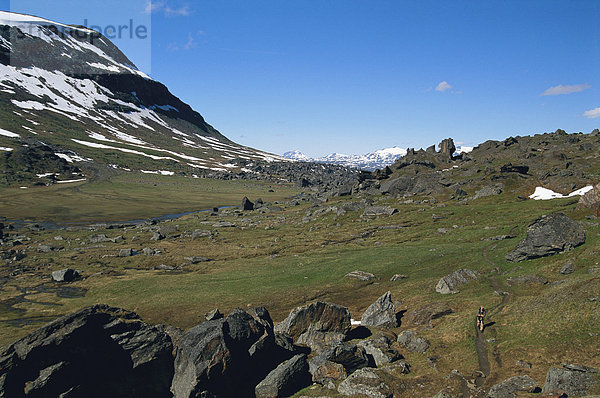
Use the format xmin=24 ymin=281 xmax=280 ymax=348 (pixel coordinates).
xmin=283 ymin=145 xmax=473 ymax=171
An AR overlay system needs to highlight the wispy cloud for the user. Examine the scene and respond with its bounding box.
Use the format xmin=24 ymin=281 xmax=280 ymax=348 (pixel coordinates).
xmin=583 ymin=107 xmax=600 ymax=119
xmin=167 ymin=30 xmax=204 ymax=51
xmin=435 ymin=81 xmax=452 ymax=92
xmin=145 ymin=1 xmax=191 ymax=16
xmin=541 ymin=83 xmax=591 ymax=96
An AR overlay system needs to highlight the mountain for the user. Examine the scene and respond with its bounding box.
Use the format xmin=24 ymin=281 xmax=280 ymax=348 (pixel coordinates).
xmin=283 ymin=146 xmax=407 ymax=171
xmin=0 ymin=11 xmax=283 ymax=185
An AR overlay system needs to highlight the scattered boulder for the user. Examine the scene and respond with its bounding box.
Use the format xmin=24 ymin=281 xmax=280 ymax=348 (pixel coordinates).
xmin=51 ymin=268 xmax=81 ymax=282
xmin=390 ymin=274 xmax=408 ymax=281
xmin=192 ymin=229 xmax=211 ymax=238
xmin=487 ymin=375 xmax=540 ymax=398
xmin=506 ymin=275 xmax=548 ymax=286
xmin=397 ymin=330 xmax=430 ymax=353
xmin=506 ymin=214 xmax=585 ymax=262
xmin=338 ymin=368 xmax=393 ymax=398
xmin=118 ymin=248 xmax=134 ymax=257
xmin=405 ymin=302 xmax=453 ymax=326
xmin=37 ymin=244 xmax=54 ymax=253
xmin=153 ymin=264 xmax=175 ymax=271
xmin=357 ymin=335 xmax=402 ymax=367
xmin=432 ymin=390 xmax=456 ymax=398
xmin=151 ymin=231 xmax=165 ymax=241
xmin=360 ymin=291 xmax=398 ymax=329
xmin=274 ymin=301 xmax=351 ymax=343
xmin=0 ymin=305 xmax=174 ymax=397
xmin=346 ymin=270 xmax=376 ymax=281
xmin=309 ymin=357 xmax=347 ymax=388
xmin=542 ymin=364 xmax=600 ymax=397
xmin=500 ymin=163 xmax=530 ymax=174
xmin=559 ymin=262 xmax=575 ymax=275
xmin=473 ymin=185 xmax=503 ymax=200
xmin=255 ymin=354 xmax=311 ymax=398
xmin=184 ymin=256 xmax=211 ymax=264
xmin=363 ymin=206 xmax=398 ymax=217
xmin=310 ymin=342 xmax=370 ymax=374
xmin=435 ymin=269 xmax=480 ymax=294
xmin=577 ymin=183 xmax=600 ymax=216
xmin=242 ymin=196 xmax=255 ymax=211
xmin=142 ymin=247 xmax=159 ymax=256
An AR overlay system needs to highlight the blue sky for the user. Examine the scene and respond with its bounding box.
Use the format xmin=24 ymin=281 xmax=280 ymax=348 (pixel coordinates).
xmin=5 ymin=0 xmax=600 ymax=157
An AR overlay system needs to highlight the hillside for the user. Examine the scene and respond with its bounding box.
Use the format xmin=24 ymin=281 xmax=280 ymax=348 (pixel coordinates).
xmin=0 ymin=11 xmax=284 ymax=187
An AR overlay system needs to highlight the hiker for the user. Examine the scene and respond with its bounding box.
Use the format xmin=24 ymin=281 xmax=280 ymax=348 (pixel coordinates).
xmin=476 ymin=306 xmax=486 ymax=332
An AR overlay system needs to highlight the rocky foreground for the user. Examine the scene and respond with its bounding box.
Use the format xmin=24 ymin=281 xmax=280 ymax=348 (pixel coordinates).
xmin=1 ymin=296 xmax=598 ymax=398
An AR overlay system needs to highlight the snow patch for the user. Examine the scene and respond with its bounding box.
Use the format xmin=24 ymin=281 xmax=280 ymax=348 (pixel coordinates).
xmin=0 ymin=146 xmax=14 ymax=151
xmin=56 ymin=178 xmax=86 ymax=184
xmin=0 ymin=128 xmax=20 ymax=138
xmin=141 ymin=170 xmax=175 ymax=176
xmin=529 ymin=186 xmax=594 ymax=200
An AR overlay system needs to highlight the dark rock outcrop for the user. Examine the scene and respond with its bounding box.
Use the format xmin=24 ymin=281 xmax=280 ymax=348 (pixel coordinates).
xmin=241 ymin=196 xmax=254 ymax=211
xmin=171 ymin=307 xmax=288 ymax=397
xmin=360 ymin=291 xmax=398 ymax=329
xmin=542 ymin=363 xmax=600 ymax=397
xmin=0 ymin=305 xmax=174 ymax=398
xmin=310 ymin=342 xmax=370 ymax=375
xmin=506 ymin=214 xmax=586 ymax=262
xmin=357 ymin=335 xmax=402 ymax=367
xmin=255 ymin=354 xmax=311 ymax=398
xmin=51 ymin=268 xmax=81 ymax=282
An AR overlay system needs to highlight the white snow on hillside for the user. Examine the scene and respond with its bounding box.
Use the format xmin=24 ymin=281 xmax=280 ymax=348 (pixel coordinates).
xmin=0 ymin=128 xmax=20 ymax=138
xmin=529 ymin=186 xmax=594 ymax=200
xmin=283 ymin=146 xmax=407 ymax=170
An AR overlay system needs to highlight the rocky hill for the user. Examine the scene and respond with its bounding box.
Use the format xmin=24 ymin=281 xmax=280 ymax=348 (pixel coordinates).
xmin=0 ymin=11 xmax=284 ymax=186
xmin=284 ymin=147 xmax=408 ymax=171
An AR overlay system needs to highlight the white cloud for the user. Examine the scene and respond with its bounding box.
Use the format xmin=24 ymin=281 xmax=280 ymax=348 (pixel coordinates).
xmin=541 ymin=83 xmax=591 ymax=96
xmin=183 ymin=32 xmax=197 ymax=50
xmin=435 ymin=81 xmax=452 ymax=92
xmin=145 ymin=1 xmax=190 ymax=16
xmin=583 ymin=107 xmax=600 ymax=119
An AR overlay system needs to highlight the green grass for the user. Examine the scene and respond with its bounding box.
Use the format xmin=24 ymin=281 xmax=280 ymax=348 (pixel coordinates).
xmin=0 ymin=172 xmax=297 ymax=222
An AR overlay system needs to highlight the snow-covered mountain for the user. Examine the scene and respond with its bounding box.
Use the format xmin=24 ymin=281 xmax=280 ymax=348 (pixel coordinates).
xmin=0 ymin=11 xmax=283 ymax=184
xmin=283 ymin=146 xmax=407 ymax=171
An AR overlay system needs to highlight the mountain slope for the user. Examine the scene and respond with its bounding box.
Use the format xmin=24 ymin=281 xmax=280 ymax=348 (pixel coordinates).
xmin=0 ymin=11 xmax=283 ymax=185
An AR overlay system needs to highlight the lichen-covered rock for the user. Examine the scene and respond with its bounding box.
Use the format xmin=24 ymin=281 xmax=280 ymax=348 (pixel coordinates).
xmin=274 ymin=301 xmax=351 ymax=343
xmin=506 ymin=214 xmax=585 ymax=262
xmin=435 ymin=269 xmax=480 ymax=294
xmin=360 ymin=291 xmax=397 ymax=329
xmin=542 ymin=363 xmax=600 ymax=397
xmin=338 ymin=368 xmax=393 ymax=398
xmin=397 ymin=330 xmax=430 ymax=353
xmin=255 ymin=354 xmax=311 ymax=398
xmin=487 ymin=375 xmax=539 ymax=398
xmin=357 ymin=335 xmax=402 ymax=367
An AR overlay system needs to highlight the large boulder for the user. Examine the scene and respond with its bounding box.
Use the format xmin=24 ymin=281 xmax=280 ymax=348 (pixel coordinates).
xmin=435 ymin=269 xmax=480 ymax=294
xmin=360 ymin=291 xmax=398 ymax=329
xmin=338 ymin=368 xmax=393 ymax=398
xmin=51 ymin=268 xmax=81 ymax=282
xmin=171 ymin=307 xmax=287 ymax=397
xmin=241 ymin=196 xmax=254 ymax=211
xmin=0 ymin=305 xmax=174 ymax=398
xmin=487 ymin=375 xmax=539 ymax=398
xmin=542 ymin=363 xmax=600 ymax=396
xmin=506 ymin=214 xmax=585 ymax=262
xmin=363 ymin=206 xmax=398 ymax=217
xmin=274 ymin=301 xmax=351 ymax=343
xmin=255 ymin=354 xmax=311 ymax=398
xmin=310 ymin=342 xmax=370 ymax=375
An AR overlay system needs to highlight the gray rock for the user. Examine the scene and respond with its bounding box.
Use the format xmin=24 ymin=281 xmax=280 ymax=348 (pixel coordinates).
xmin=309 ymin=357 xmax=347 ymax=386
xmin=338 ymin=368 xmax=393 ymax=398
xmin=184 ymin=256 xmax=211 ymax=264
xmin=241 ymin=196 xmax=254 ymax=211
xmin=296 ymin=325 xmax=346 ymax=351
xmin=0 ymin=305 xmax=174 ymax=397
xmin=542 ymin=364 xmax=600 ymax=396
xmin=473 ymin=185 xmax=503 ymax=199
xmin=390 ymin=274 xmax=408 ymax=281
xmin=506 ymin=275 xmax=548 ymax=286
xmin=37 ymin=244 xmax=54 ymax=253
xmin=435 ymin=269 xmax=480 ymax=294
xmin=51 ymin=268 xmax=80 ymax=282
xmin=89 ymin=233 xmax=110 ymax=243
xmin=153 ymin=264 xmax=175 ymax=271
xmin=274 ymin=301 xmax=351 ymax=343
xmin=118 ymin=248 xmax=134 ymax=257
xmin=151 ymin=231 xmax=165 ymax=241
xmin=213 ymin=221 xmax=236 ymax=228
xmin=142 ymin=247 xmax=159 ymax=256
xmin=205 ymin=308 xmax=223 ymax=321
xmin=357 ymin=335 xmax=402 ymax=367
xmin=363 ymin=206 xmax=398 ymax=217
xmin=310 ymin=342 xmax=370 ymax=374
xmin=516 ymin=360 xmax=532 ymax=369
xmin=487 ymin=375 xmax=539 ymax=398
xmin=255 ymin=354 xmax=311 ymax=398
xmin=560 ymin=262 xmax=575 ymax=274
xmin=171 ymin=307 xmax=282 ymax=397
xmin=360 ymin=291 xmax=397 ymax=329
xmin=346 ymin=270 xmax=376 ymax=281
xmin=506 ymin=213 xmax=586 ymax=262
xmin=192 ymin=229 xmax=211 ymax=238
xmin=397 ymin=330 xmax=430 ymax=353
